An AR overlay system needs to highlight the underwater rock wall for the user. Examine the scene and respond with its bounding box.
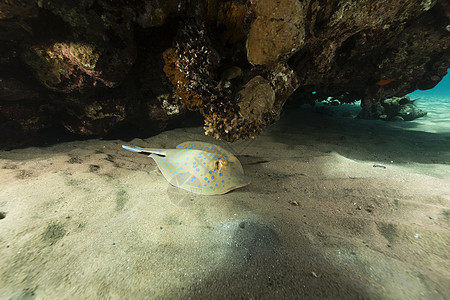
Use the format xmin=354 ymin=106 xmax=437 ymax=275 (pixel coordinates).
xmin=0 ymin=0 xmax=449 ymax=146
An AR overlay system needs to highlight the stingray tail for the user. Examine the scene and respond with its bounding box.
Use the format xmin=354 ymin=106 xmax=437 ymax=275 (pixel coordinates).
xmin=122 ymin=145 xmax=166 ymax=156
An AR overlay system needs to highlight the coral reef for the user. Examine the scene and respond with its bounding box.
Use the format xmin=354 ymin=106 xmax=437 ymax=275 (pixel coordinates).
xmin=162 ymin=0 xmax=301 ymax=141
xmin=0 ymin=0 xmax=449 ymax=147
xmin=357 ymin=96 xmax=427 ymax=121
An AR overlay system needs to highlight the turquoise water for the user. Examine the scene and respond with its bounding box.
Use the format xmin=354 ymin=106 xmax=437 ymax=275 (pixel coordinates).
xmin=310 ymin=69 xmax=450 ymax=134
xmin=404 ymin=96 xmax=450 ymax=133
xmin=409 ymin=68 xmax=450 ymax=99
xmin=326 ymin=69 xmax=450 ymax=134
xmin=407 ymin=69 xmax=450 ymax=133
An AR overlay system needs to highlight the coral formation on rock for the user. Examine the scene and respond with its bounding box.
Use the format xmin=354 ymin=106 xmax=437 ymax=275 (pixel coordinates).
xmin=0 ymin=0 xmax=449 ymax=147
xmin=357 ymin=96 xmax=427 ymax=121
xmin=161 ymin=0 xmax=301 ymax=141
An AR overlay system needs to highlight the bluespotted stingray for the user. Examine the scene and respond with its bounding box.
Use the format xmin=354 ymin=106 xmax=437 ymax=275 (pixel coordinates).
xmin=122 ymin=141 xmax=250 ymax=195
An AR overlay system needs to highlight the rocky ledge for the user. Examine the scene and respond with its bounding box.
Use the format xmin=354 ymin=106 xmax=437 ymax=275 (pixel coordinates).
xmin=0 ymin=0 xmax=449 ymax=147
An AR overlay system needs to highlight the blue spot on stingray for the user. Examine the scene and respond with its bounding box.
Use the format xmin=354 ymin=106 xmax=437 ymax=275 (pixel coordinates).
xmin=210 ymin=186 xmax=213 ymax=189
xmin=215 ymin=184 xmax=218 ymax=186
xmin=209 ymin=170 xmax=213 ymax=174
xmin=193 ymin=162 xmax=196 ymax=164
xmin=221 ymin=180 xmax=225 ymax=183
xmin=203 ymin=162 xmax=206 ymax=165
xmin=211 ymin=176 xmax=214 ymax=179
xmin=204 ymin=177 xmax=208 ymax=180
xmin=196 ymin=168 xmax=200 ymax=172
xmin=204 ymin=184 xmax=207 ymax=187
xmin=178 ymin=167 xmax=183 ymax=170
xmin=184 ymin=163 xmax=187 ymax=165
xmin=230 ymin=173 xmax=232 ymax=175
xmin=219 ymin=173 xmax=223 ymax=176
xmin=176 ymin=162 xmax=179 ymax=165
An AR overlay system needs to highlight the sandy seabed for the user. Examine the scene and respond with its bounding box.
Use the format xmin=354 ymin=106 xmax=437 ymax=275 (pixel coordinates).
xmin=1 ymin=104 xmax=449 ymax=299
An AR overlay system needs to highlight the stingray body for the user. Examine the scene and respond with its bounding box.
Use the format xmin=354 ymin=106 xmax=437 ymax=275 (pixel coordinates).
xmin=122 ymin=141 xmax=250 ymax=195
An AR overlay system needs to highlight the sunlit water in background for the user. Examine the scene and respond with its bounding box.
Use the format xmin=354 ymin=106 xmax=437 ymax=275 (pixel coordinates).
xmin=406 ymin=69 xmax=450 ymax=134
xmin=322 ymin=69 xmax=450 ymax=134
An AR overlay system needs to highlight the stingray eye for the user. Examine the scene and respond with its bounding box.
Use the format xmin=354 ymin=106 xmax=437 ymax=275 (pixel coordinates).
xmin=215 ymin=158 xmax=228 ymax=171
xmin=219 ymin=158 xmax=228 ymax=167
